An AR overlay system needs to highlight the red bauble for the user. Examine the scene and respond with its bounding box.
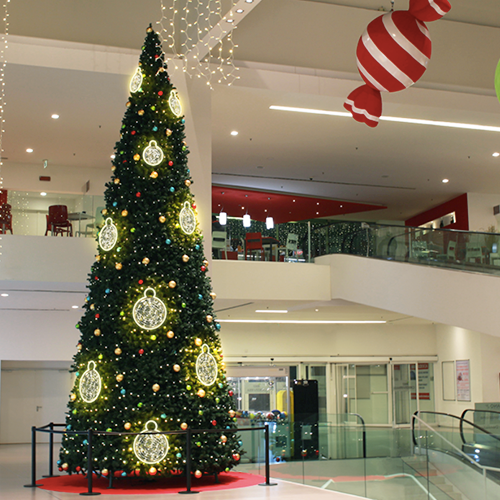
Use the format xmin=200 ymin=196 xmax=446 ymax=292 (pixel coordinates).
xmin=136 ymin=192 xmax=141 ymax=198
xmin=228 ymin=390 xmax=234 ymax=396
xmin=58 ymin=467 xmax=63 ymax=472
xmin=211 ymin=420 xmax=217 ymax=426
xmin=76 ymin=466 xmax=81 ymax=472
xmin=158 ymin=91 xmax=163 ymax=96
xmin=168 ymin=161 xmax=174 ymax=167
xmin=131 ymin=130 xmax=136 ymax=135
xmin=192 ymin=204 xmax=196 ymax=209
xmin=139 ymin=349 xmax=144 ymax=355
xmin=138 ymin=279 xmax=143 ymax=284
xmin=95 ymin=313 xmax=100 ymax=319
xmin=201 ymin=266 xmax=206 ymax=272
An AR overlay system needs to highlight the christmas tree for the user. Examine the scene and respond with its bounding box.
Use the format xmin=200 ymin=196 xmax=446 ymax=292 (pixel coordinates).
xmin=59 ymin=25 xmax=241 ymax=479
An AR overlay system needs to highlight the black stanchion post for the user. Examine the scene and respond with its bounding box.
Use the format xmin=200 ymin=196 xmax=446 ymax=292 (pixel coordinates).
xmin=259 ymin=424 xmax=277 ymax=486
xmin=42 ymin=423 xmax=56 ymax=478
xmin=179 ymin=428 xmax=199 ymax=495
xmin=80 ymin=429 xmax=100 ymax=496
xmin=24 ymin=426 xmax=42 ymax=488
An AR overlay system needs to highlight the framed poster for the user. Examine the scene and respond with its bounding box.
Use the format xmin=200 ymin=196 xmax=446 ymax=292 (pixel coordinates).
xmin=442 ymin=361 xmax=455 ymax=401
xmin=456 ymin=359 xmax=471 ymax=402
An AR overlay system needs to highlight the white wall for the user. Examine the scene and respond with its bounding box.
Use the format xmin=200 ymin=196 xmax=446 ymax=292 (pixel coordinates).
xmin=467 ymin=193 xmax=500 ymax=232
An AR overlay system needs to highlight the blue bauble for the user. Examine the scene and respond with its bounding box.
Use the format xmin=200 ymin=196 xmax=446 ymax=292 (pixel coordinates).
xmin=166 ymin=239 xmax=171 ymax=245
xmin=169 ymin=187 xmax=175 ymax=192
xmin=121 ymin=389 xmax=126 ymax=395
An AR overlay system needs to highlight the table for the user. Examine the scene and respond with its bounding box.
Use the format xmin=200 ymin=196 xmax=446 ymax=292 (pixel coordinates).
xmin=262 ymin=236 xmax=280 ymax=261
xmin=68 ymin=212 xmax=95 ymax=237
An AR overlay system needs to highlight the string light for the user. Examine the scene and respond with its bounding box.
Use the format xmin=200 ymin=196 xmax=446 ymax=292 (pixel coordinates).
xmin=0 ymin=0 xmax=9 ymax=241
xmin=157 ymin=0 xmax=240 ymax=89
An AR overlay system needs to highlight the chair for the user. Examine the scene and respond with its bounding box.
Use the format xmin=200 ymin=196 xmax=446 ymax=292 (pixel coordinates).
xmin=212 ymin=230 xmax=228 ymax=259
xmin=466 ymin=234 xmax=484 ymax=264
xmin=0 ymin=203 xmax=12 ymax=234
xmin=77 ymin=206 xmax=105 ymax=237
xmin=45 ymin=205 xmax=73 ymax=236
xmin=285 ymin=233 xmax=298 ymax=262
xmin=410 ymin=240 xmax=427 ymax=260
xmin=245 ymin=232 xmax=265 ymax=261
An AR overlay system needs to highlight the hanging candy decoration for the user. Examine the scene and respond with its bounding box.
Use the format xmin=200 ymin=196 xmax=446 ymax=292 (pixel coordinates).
xmin=179 ymin=201 xmax=196 ymax=235
xmin=196 ymin=344 xmax=218 ymax=386
xmin=143 ymin=140 xmax=164 ymax=167
xmin=168 ymin=90 xmax=182 ymax=117
xmin=344 ymin=0 xmax=451 ymax=127
xmin=99 ymin=218 xmax=118 ymax=251
xmin=79 ymin=361 xmax=102 ymax=403
xmin=133 ymin=288 xmax=167 ymax=330
xmin=133 ymin=420 xmax=169 ymax=464
xmin=130 ymin=68 xmax=143 ymax=93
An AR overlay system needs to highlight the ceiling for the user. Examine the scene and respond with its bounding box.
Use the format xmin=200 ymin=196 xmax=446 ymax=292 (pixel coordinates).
xmin=1 ymin=0 xmax=500 ymax=326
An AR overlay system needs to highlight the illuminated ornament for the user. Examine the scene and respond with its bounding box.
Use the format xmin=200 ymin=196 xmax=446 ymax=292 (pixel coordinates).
xmin=142 ymin=257 xmax=150 ymax=265
xmin=182 ymin=254 xmax=190 ymax=263
xmin=173 ymin=364 xmax=181 ymax=372
xmin=115 ymin=348 xmax=122 ymax=355
xmin=130 ymin=67 xmax=143 ymax=93
xmin=134 ymin=154 xmax=140 ymax=161
xmin=124 ymin=422 xmax=131 ymax=430
xmin=344 ymin=0 xmax=451 ymax=127
xmin=133 ymin=287 xmax=167 ymax=330
xmin=152 ymin=384 xmax=160 ymax=392
xmin=121 ymin=210 xmax=128 ymax=217
xmin=116 ymin=374 xmax=124 ymax=382
xmin=194 ymin=470 xmax=202 ymax=479
xmin=220 ymin=435 xmax=227 ymax=443
xmin=167 ymin=330 xmax=175 ymax=339
xmin=168 ymin=90 xmax=182 ymax=117
xmin=133 ymin=420 xmax=169 ymax=464
xmin=206 ymin=315 xmax=213 ymax=323
xmin=99 ymin=218 xmax=118 ymax=251
xmin=179 ymin=201 xmax=196 ymax=234
xmin=150 ymin=171 xmax=158 ymax=179
xmin=196 ymin=344 xmax=218 ymax=386
xmin=210 ymin=292 xmax=216 ymax=300
xmin=180 ymin=423 xmax=188 ymax=430
xmin=79 ymin=361 xmax=101 ymax=403
xmin=168 ymin=280 xmax=176 ymax=289
xmin=195 ymin=338 xmax=202 ymax=347
xmin=114 ymin=178 xmax=120 ymax=184
xmin=70 ymin=393 xmax=77 ymax=402
xmin=159 ymin=215 xmax=166 ymax=223
xmin=115 ymin=263 xmax=123 ymax=270
xmin=185 ymin=180 xmax=191 ymax=187
xmin=143 ymin=140 xmax=164 ymax=167
xmin=197 ymin=389 xmax=206 ymax=398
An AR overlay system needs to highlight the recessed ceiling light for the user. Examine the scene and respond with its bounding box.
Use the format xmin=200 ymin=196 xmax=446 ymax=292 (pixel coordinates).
xmin=255 ymin=309 xmax=288 ymax=313
xmin=110 ymin=154 xmax=116 ymax=159
xmin=230 ymin=131 xmax=238 ymax=136
xmin=72 ymin=305 xmax=79 ymax=309
xmin=40 ymin=192 xmax=47 ymax=196
xmin=1 ymin=293 xmax=8 ymax=297
xmin=442 ymin=178 xmax=449 ymax=183
xmin=493 ymin=152 xmax=500 ymax=157
xmin=26 ymin=148 xmax=33 ymax=153
xmin=51 ymin=114 xmax=59 ymax=119
xmin=245 ymin=0 xmax=254 ymax=3
xmin=236 ymin=8 xmax=244 ymax=13
xmin=270 ymin=105 xmax=500 ymax=133
xmin=226 ymin=18 xmax=234 ymax=23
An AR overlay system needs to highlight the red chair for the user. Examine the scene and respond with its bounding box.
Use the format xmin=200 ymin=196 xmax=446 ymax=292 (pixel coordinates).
xmin=245 ymin=232 xmax=265 ymax=261
xmin=0 ymin=203 xmax=12 ymax=234
xmin=45 ymin=205 xmax=73 ymax=236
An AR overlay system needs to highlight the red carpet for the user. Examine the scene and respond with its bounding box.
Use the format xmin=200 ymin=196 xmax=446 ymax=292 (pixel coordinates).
xmin=37 ymin=471 xmax=264 ymax=495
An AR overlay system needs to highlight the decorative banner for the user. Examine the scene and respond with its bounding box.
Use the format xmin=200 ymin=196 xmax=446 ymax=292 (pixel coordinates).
xmin=79 ymin=361 xmax=102 ymax=403
xmin=196 ymin=344 xmax=218 ymax=386
xmin=179 ymin=201 xmax=196 ymax=235
xmin=133 ymin=420 xmax=169 ymax=464
xmin=130 ymin=68 xmax=143 ymax=93
xmin=168 ymin=90 xmax=182 ymax=117
xmin=98 ymin=218 xmax=118 ymax=251
xmin=133 ymin=287 xmax=167 ymax=330
xmin=143 ymin=140 xmax=164 ymax=167
xmin=456 ymin=359 xmax=471 ymax=402
xmin=344 ymin=0 xmax=451 ymax=127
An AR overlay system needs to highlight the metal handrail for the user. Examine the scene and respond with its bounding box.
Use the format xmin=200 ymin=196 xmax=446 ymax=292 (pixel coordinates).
xmin=460 ymin=409 xmax=500 ymax=444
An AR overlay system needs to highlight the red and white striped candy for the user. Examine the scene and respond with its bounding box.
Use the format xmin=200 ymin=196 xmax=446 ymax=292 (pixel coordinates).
xmin=344 ymin=0 xmax=450 ymax=127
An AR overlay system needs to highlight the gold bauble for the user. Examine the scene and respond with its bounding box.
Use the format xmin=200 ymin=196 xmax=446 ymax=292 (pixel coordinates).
xmin=194 ymin=470 xmax=202 ymax=479
xmin=142 ymin=257 xmax=150 ymax=265
xmin=121 ymin=209 xmax=128 ymax=217
xmin=114 ymin=178 xmax=120 ymax=184
xmin=102 ymin=469 xmax=109 ymax=476
xmin=70 ymin=393 xmax=77 ymax=401
xmin=206 ymin=315 xmax=213 ymax=323
xmin=149 ymin=467 xmax=157 ymax=475
xmin=182 ymin=254 xmax=189 ymax=263
xmin=114 ymin=348 xmax=122 ymax=355
xmin=152 ymin=383 xmax=160 ymax=392
xmin=126 ymin=101 xmax=131 ymax=108
xmin=167 ymin=330 xmax=175 ymax=339
xmin=195 ymin=338 xmax=202 ymax=347
xmin=95 ymin=255 xmax=101 ymax=262
xmin=233 ymin=453 xmax=240 ymax=461
xmin=138 ymin=109 xmax=145 ymax=116
xmin=210 ymin=292 xmax=216 ymax=300
xmin=168 ymin=280 xmax=176 ymax=289
xmin=94 ymin=328 xmax=101 ymax=337
xmin=180 ymin=422 xmax=188 ymax=430
xmin=197 ymin=389 xmax=206 ymax=398
xmin=115 ymin=263 xmax=123 ymax=270
xmin=185 ymin=180 xmax=191 ymax=187
xmin=203 ymin=260 xmax=209 ymax=267
xmin=116 ymin=374 xmax=124 ymax=382
xmin=124 ymin=422 xmax=131 ymax=430
xmin=133 ymin=154 xmax=140 ymax=161
xmin=77 ymin=344 xmax=82 ymax=351
xmin=90 ymin=304 xmax=95 ymax=310
xmin=150 ymin=171 xmax=158 ymax=179
xmin=166 ymin=129 xmax=172 ymax=137
xmin=102 ymin=209 xmax=108 ymax=215
xmin=159 ymin=215 xmax=166 ymax=223
xmin=111 ymin=166 xmax=116 ymax=172
xmin=146 ymin=26 xmax=153 ymax=33
xmin=228 ymin=410 xmax=236 ymax=418
xmin=173 ymin=364 xmax=181 ymax=372
xmin=220 ymin=435 xmax=228 ymax=443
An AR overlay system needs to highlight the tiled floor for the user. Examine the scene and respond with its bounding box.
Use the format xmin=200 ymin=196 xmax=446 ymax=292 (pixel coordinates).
xmin=0 ymin=444 xmax=365 ymax=500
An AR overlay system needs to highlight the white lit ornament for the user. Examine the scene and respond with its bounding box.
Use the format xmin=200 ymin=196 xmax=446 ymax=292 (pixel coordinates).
xmin=130 ymin=68 xmax=143 ymax=93
xmin=196 ymin=344 xmax=218 ymax=386
xmin=168 ymin=90 xmax=182 ymax=117
xmin=179 ymin=201 xmax=196 ymax=235
xmin=143 ymin=141 xmax=164 ymax=167
xmin=133 ymin=288 xmax=167 ymax=330
xmin=79 ymin=361 xmax=102 ymax=403
xmin=133 ymin=420 xmax=169 ymax=464
xmin=98 ymin=218 xmax=118 ymax=251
